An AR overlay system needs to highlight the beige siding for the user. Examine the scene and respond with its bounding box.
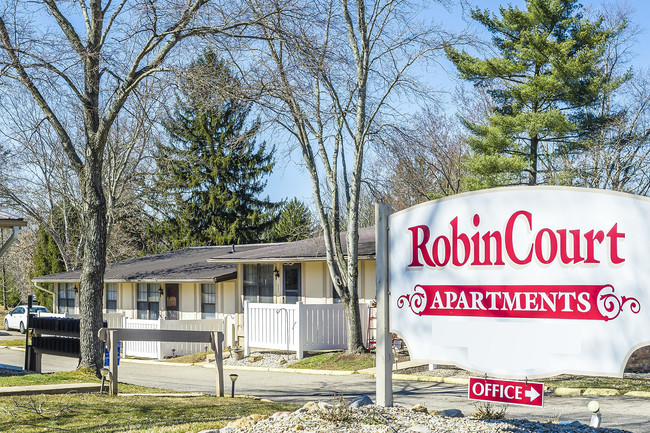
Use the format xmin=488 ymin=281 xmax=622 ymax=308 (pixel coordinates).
xmin=362 ymin=260 xmax=376 ymax=302
xmin=178 ymin=282 xmax=196 ymax=320
xmin=303 ymin=262 xmax=325 ymax=304
xmin=221 ymin=281 xmax=237 ymax=314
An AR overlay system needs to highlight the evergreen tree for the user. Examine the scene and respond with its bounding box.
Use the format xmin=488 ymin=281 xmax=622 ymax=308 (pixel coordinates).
xmin=151 ymin=52 xmax=278 ymax=248
xmin=267 ymin=199 xmax=314 ymax=242
xmin=445 ymin=0 xmax=626 ymax=188
xmin=30 ymin=226 xmax=65 ymax=310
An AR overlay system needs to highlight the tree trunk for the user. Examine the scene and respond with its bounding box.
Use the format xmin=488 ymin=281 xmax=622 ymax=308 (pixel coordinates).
xmin=343 ymin=281 xmax=366 ymax=353
xmin=529 ymin=134 xmax=539 ymax=185
xmin=78 ymin=157 xmax=107 ymax=372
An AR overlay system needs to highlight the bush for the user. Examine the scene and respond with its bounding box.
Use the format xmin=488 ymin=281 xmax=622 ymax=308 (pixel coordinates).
xmin=473 ymin=402 xmax=507 ymax=419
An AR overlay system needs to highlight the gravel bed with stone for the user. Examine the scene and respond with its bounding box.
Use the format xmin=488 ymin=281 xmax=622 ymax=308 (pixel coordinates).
xmin=222 ymin=351 xmax=298 ymax=368
xmin=206 ymin=399 xmax=631 ymax=433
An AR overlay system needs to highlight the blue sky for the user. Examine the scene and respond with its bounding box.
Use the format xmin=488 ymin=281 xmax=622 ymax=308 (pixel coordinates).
xmin=263 ymin=0 xmax=650 ymax=205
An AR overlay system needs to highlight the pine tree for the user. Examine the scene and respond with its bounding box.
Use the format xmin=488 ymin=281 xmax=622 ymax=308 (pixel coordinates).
xmin=267 ymin=199 xmax=314 ymax=242
xmin=151 ymin=52 xmax=278 ymax=248
xmin=445 ymin=0 xmax=626 ymax=188
xmin=30 ymin=226 xmax=65 ymax=310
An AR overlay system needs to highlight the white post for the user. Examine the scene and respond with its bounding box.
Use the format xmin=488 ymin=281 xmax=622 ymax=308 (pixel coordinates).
xmin=108 ymin=330 xmax=119 ymax=396
xmin=243 ymin=301 xmax=250 ymax=356
xmin=296 ymin=302 xmax=305 ymax=359
xmin=376 ymin=203 xmax=393 ymax=406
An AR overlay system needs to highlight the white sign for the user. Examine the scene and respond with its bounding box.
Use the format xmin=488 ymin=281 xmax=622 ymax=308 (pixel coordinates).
xmin=389 ymin=187 xmax=648 ymax=378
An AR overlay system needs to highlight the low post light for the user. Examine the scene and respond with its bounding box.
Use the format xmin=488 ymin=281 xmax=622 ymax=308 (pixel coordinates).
xmin=588 ymin=400 xmax=601 ymax=428
xmin=229 ymin=373 xmax=238 ymax=398
xmin=100 ymin=367 xmax=110 ymax=394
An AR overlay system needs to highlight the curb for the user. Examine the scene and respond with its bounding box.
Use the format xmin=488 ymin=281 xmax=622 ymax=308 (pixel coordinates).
xmin=122 ymin=357 xmax=357 ymax=375
xmin=5 ymin=347 xmax=647 ymax=399
xmin=0 ymin=383 xmax=101 ymax=396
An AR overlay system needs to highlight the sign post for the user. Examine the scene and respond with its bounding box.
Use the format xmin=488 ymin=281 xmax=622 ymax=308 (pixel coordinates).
xmin=376 ymin=203 xmax=392 ymax=406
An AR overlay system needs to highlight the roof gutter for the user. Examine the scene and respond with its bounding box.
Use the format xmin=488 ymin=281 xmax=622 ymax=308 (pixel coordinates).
xmin=33 ymin=282 xmax=55 ymax=297
xmin=0 ymin=226 xmax=19 ymax=258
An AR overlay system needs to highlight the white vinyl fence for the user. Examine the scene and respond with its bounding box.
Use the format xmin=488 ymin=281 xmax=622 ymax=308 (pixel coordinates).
xmin=59 ymin=312 xmax=125 ymax=328
xmin=121 ymin=317 xmax=223 ymax=359
xmin=244 ymin=301 xmax=369 ymax=358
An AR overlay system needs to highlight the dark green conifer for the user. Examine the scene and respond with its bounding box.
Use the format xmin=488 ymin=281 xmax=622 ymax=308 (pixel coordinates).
xmin=445 ymin=0 xmax=626 ymax=188
xmin=151 ymin=52 xmax=277 ymax=248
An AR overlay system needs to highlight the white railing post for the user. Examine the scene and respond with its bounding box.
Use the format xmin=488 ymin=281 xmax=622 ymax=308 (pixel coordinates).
xmin=243 ymin=301 xmax=250 ymax=356
xmin=296 ymin=302 xmax=305 ymax=359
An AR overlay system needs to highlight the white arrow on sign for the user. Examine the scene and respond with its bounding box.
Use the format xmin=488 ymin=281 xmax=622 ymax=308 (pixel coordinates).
xmin=525 ymin=387 xmax=540 ymax=402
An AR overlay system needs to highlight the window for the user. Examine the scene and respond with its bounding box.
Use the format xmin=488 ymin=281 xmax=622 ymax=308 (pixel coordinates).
xmin=332 ymin=284 xmax=343 ymax=304
xmin=283 ymin=263 xmax=301 ymax=304
xmin=201 ymin=283 xmax=216 ymax=319
xmin=243 ymin=264 xmax=273 ymax=303
xmin=105 ymin=283 xmax=117 ymax=313
xmin=137 ymin=283 xmax=160 ymax=320
xmin=58 ymin=283 xmax=75 ymax=314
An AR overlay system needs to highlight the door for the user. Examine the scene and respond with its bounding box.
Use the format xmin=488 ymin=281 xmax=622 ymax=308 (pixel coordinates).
xmin=283 ymin=263 xmax=301 ymax=304
xmin=165 ymin=283 xmax=179 ymax=320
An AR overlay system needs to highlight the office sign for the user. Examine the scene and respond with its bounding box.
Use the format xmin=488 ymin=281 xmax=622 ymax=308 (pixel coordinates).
xmin=389 ymin=187 xmax=648 ymax=378
xmin=468 ymin=377 xmax=544 ymax=407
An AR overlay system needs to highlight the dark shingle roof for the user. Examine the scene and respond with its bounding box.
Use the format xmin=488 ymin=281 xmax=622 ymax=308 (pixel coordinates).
xmin=32 ymin=245 xmax=264 ymax=283
xmin=207 ymin=226 xmax=376 ymax=263
xmin=0 ymin=211 xmax=27 ymax=228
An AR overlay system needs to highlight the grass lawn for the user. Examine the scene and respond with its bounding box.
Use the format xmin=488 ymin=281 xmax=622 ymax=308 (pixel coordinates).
xmin=0 ymin=370 xmax=298 ymax=432
xmin=0 ymin=370 xmax=174 ymax=394
xmin=544 ymin=375 xmax=650 ymax=393
xmin=162 ymin=350 xmax=214 ymax=364
xmin=0 ymin=394 xmax=297 ymax=432
xmin=290 ymin=351 xmax=375 ymax=371
xmin=0 ymin=338 xmax=28 ymax=347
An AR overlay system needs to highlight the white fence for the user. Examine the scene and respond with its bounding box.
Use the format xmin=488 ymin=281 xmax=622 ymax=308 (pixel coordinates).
xmin=244 ymin=301 xmax=369 ymax=358
xmin=121 ymin=317 xmax=222 ymax=359
xmin=59 ymin=312 xmax=125 ymax=329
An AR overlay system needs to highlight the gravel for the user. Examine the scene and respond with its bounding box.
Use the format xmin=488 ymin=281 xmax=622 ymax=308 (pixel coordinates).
xmin=223 ymin=351 xmax=298 ymax=369
xmin=214 ymin=402 xmax=632 ymax=433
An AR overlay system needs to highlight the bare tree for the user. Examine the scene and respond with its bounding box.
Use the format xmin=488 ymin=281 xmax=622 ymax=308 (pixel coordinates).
xmin=224 ymin=0 xmax=464 ymax=352
xmin=368 ymin=108 xmax=468 ymax=211
xmin=0 ymin=0 xmax=259 ymax=371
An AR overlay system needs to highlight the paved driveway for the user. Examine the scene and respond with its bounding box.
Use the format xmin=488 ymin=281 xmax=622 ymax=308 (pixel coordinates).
xmin=0 ymin=348 xmax=648 ymax=432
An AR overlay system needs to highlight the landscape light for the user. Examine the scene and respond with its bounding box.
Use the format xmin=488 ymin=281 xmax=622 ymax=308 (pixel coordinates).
xmin=588 ymin=400 xmax=601 ymax=428
xmin=229 ymin=374 xmax=239 ymax=398
xmin=100 ymin=368 xmax=110 ymax=394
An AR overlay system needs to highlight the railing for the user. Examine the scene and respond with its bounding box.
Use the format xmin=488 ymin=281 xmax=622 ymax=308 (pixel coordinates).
xmin=244 ymin=301 xmax=369 ymax=358
xmin=121 ymin=318 xmax=222 ymax=360
xmin=60 ymin=312 xmax=125 ymax=329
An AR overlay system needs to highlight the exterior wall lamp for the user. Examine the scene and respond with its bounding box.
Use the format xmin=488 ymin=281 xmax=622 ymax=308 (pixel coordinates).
xmin=273 ymin=267 xmax=280 ymax=279
xmin=159 ymin=287 xmax=164 ymax=297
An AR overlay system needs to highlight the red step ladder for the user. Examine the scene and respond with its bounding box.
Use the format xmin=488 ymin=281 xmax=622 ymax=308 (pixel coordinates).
xmin=367 ymin=304 xmax=377 ymax=349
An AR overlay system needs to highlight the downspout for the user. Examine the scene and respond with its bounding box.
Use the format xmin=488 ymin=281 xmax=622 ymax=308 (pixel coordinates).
xmin=0 ymin=226 xmax=19 ymax=258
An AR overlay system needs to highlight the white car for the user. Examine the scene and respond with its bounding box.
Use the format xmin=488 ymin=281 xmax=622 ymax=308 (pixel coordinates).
xmin=4 ymin=305 xmax=50 ymax=334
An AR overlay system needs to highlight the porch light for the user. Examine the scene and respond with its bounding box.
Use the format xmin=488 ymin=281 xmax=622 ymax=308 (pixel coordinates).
xmin=159 ymin=287 xmax=164 ymax=296
xmin=229 ymin=373 xmax=238 ymax=397
xmin=273 ymin=267 xmax=279 ymax=279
